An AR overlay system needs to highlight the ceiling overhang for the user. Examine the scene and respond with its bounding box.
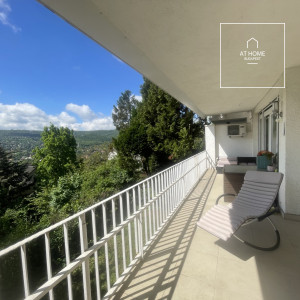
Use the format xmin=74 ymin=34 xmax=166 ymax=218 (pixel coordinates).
xmin=38 ymin=0 xmax=300 ymax=117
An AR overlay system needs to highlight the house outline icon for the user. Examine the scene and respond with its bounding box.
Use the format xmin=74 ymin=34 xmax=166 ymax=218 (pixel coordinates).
xmin=247 ymin=37 xmax=258 ymax=48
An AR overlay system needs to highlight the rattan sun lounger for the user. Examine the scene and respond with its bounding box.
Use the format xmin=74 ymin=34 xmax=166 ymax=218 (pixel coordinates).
xmin=197 ymin=170 xmax=283 ymax=251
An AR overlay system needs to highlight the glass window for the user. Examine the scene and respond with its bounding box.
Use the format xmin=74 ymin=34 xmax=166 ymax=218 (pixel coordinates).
xmin=258 ymin=101 xmax=279 ymax=155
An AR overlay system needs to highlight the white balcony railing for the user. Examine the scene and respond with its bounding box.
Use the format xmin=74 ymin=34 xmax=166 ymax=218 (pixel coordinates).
xmin=0 ymin=151 xmax=210 ymax=300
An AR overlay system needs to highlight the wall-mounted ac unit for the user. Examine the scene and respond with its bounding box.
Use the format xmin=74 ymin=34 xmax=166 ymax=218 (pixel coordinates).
xmin=227 ymin=124 xmax=247 ymax=137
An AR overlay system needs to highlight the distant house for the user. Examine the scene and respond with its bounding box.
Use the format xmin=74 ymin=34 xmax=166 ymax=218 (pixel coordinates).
xmin=108 ymin=150 xmax=117 ymax=160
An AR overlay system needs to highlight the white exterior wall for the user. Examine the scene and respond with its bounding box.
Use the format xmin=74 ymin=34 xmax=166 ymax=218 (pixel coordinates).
xmin=285 ymin=67 xmax=300 ymax=215
xmin=253 ymin=67 xmax=300 ymax=215
xmin=253 ymin=84 xmax=286 ymax=211
xmin=205 ymin=67 xmax=300 ymax=216
xmin=278 ymin=93 xmax=286 ymax=212
xmin=215 ymin=124 xmax=253 ymax=158
xmin=205 ymin=124 xmax=216 ymax=164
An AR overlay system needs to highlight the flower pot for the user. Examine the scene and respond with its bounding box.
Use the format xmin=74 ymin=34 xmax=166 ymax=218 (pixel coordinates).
xmin=267 ymin=165 xmax=275 ymax=172
xmin=257 ymin=156 xmax=271 ymax=170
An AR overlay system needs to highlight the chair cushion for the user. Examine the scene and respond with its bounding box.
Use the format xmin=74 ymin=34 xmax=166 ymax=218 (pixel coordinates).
xmin=197 ymin=171 xmax=283 ymax=241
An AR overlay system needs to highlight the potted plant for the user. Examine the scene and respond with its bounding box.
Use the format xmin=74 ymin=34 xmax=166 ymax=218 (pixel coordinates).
xmin=257 ymin=150 xmax=274 ymax=170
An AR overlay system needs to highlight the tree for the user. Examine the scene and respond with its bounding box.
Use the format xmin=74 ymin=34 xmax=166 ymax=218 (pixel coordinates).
xmin=0 ymin=145 xmax=30 ymax=214
xmin=114 ymin=78 xmax=204 ymax=175
xmin=114 ymin=117 xmax=152 ymax=175
xmin=112 ymin=90 xmax=139 ymax=130
xmin=141 ymin=78 xmax=203 ymax=161
xmin=33 ymin=124 xmax=78 ymax=186
xmin=80 ymin=158 xmax=134 ymax=205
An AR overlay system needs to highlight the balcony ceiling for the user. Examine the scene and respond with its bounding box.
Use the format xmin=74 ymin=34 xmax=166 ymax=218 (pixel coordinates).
xmin=38 ymin=0 xmax=300 ymax=117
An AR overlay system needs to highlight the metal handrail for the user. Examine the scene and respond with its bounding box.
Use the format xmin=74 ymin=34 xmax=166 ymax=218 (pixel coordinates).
xmin=0 ymin=151 xmax=209 ymax=300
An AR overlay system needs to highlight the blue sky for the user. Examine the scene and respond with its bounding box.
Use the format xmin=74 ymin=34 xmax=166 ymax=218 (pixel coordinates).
xmin=0 ymin=0 xmax=143 ymax=130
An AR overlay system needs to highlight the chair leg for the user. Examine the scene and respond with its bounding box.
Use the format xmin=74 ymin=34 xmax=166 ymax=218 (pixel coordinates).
xmin=233 ymin=217 xmax=280 ymax=251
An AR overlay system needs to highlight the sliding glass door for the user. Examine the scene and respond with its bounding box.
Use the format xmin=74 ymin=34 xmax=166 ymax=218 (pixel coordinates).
xmin=258 ymin=99 xmax=279 ymax=154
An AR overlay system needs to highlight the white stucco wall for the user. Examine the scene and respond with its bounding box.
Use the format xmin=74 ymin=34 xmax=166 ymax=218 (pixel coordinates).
xmin=284 ymin=67 xmax=300 ymax=215
xmin=253 ymin=84 xmax=286 ymax=212
xmin=215 ymin=124 xmax=253 ymax=158
xmin=205 ymin=124 xmax=216 ymax=164
xmin=253 ymin=67 xmax=300 ymax=215
xmin=205 ymin=67 xmax=300 ymax=216
xmin=278 ymin=91 xmax=286 ymax=212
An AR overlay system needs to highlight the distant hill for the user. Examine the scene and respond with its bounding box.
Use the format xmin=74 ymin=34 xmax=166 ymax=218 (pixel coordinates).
xmin=74 ymin=130 xmax=118 ymax=148
xmin=0 ymin=129 xmax=118 ymax=161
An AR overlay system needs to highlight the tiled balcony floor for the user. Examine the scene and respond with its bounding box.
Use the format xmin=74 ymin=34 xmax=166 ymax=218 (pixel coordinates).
xmin=112 ymin=169 xmax=300 ymax=300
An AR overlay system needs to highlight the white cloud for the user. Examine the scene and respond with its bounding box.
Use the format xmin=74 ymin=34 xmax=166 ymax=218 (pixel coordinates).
xmin=0 ymin=0 xmax=21 ymax=33
xmin=0 ymin=102 xmax=115 ymax=131
xmin=66 ymin=103 xmax=98 ymax=121
xmin=134 ymin=95 xmax=142 ymax=102
xmin=70 ymin=117 xmax=115 ymax=131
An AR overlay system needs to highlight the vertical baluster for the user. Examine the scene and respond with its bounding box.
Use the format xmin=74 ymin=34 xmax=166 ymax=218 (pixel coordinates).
xmin=45 ymin=232 xmax=54 ymax=300
xmin=137 ymin=212 xmax=144 ymax=259
xmin=164 ymin=173 xmax=167 ymax=218
xmin=91 ymin=209 xmax=101 ymax=300
xmin=138 ymin=184 xmax=143 ymax=253
xmin=162 ymin=173 xmax=165 ymax=221
xmin=183 ymin=175 xmax=185 ymax=200
xmin=145 ymin=182 xmax=152 ymax=238
xmin=102 ymin=203 xmax=110 ymax=290
xmin=158 ymin=175 xmax=163 ymax=225
xmin=180 ymin=175 xmax=183 ymax=202
xmin=173 ymin=183 xmax=176 ymax=211
xmin=119 ymin=195 xmax=126 ymax=272
xmin=134 ymin=187 xmax=139 ymax=253
xmin=155 ymin=176 xmax=160 ymax=228
xmin=153 ymin=177 xmax=157 ymax=229
xmin=63 ymin=223 xmax=73 ymax=300
xmin=166 ymin=170 xmax=171 ymax=215
xmin=163 ymin=173 xmax=166 ymax=219
xmin=172 ymin=182 xmax=175 ymax=211
xmin=148 ymin=178 xmax=156 ymax=232
xmin=149 ymin=180 xmax=155 ymax=234
xmin=177 ymin=165 xmax=180 ymax=204
xmin=79 ymin=214 xmax=92 ymax=300
xmin=126 ymin=191 xmax=133 ymax=262
xmin=142 ymin=183 xmax=148 ymax=243
xmin=20 ymin=244 xmax=30 ymax=298
xmin=112 ymin=198 xmax=119 ymax=279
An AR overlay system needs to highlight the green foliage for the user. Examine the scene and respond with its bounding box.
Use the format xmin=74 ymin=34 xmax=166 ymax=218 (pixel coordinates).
xmin=26 ymin=173 xmax=83 ymax=228
xmin=112 ymin=90 xmax=139 ymax=130
xmin=33 ymin=124 xmax=78 ymax=186
xmin=74 ymin=130 xmax=118 ymax=155
xmin=80 ymin=158 xmax=134 ymax=205
xmin=82 ymin=143 xmax=112 ymax=168
xmin=113 ymin=118 xmax=150 ymax=174
xmin=49 ymin=173 xmax=82 ymax=210
xmin=0 ymin=145 xmax=30 ymax=214
xmin=114 ymin=78 xmax=204 ymax=175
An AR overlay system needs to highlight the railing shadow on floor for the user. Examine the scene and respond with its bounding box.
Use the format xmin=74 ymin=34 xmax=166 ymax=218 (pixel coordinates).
xmin=111 ymin=169 xmax=217 ymax=300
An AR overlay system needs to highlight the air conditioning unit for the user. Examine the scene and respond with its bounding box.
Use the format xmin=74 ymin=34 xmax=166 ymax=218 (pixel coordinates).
xmin=227 ymin=124 xmax=247 ymax=137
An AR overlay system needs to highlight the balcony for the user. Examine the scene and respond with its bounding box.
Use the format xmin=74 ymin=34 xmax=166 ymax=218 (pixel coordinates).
xmin=113 ymin=170 xmax=300 ymax=300
xmin=1 ymin=152 xmax=300 ymax=300
xmin=0 ymin=151 xmax=209 ymax=300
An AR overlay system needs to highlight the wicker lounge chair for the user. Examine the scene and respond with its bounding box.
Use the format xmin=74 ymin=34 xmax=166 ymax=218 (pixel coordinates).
xmin=197 ymin=170 xmax=283 ymax=251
